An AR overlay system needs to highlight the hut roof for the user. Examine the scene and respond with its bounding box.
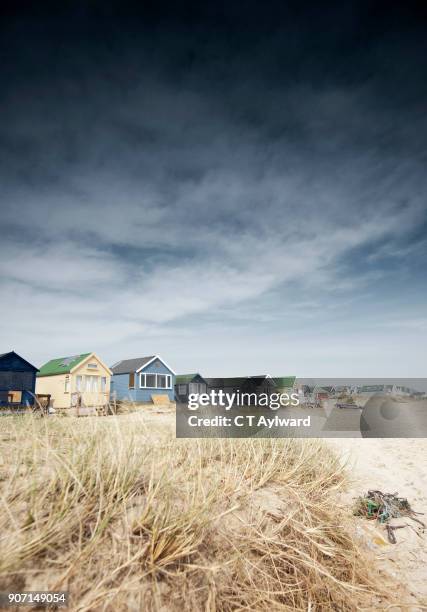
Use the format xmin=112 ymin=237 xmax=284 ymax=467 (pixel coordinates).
xmin=37 ymin=353 xmax=91 ymax=377
xmin=110 ymin=356 xmax=155 ymax=375
xmin=176 ymin=373 xmax=204 ymax=384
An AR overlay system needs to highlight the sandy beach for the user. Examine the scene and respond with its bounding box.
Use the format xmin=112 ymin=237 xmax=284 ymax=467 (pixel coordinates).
xmin=328 ymin=438 xmax=427 ymax=607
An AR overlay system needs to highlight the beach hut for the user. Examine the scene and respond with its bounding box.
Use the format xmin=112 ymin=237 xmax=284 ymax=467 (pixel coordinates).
xmin=110 ymin=355 xmax=175 ymax=403
xmin=0 ymin=351 xmax=38 ymax=406
xmin=175 ymin=373 xmax=207 ymax=402
xmin=312 ymin=386 xmax=330 ymax=403
xmin=36 ymin=352 xmax=111 ymax=409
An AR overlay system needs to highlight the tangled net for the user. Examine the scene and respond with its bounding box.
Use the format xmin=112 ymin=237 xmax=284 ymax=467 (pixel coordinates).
xmin=354 ymin=490 xmax=425 ymax=543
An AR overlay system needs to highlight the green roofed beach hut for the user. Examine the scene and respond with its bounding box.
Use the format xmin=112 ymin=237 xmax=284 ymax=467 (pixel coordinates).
xmin=36 ymin=352 xmax=112 ymax=409
xmin=175 ymin=373 xmax=207 ymax=402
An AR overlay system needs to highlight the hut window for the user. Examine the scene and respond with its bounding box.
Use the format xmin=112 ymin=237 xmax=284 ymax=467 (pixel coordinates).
xmin=84 ymin=375 xmax=99 ymax=392
xmin=85 ymin=376 xmax=97 ymax=392
xmin=101 ymin=377 xmax=106 ymax=392
xmin=129 ymin=373 xmax=135 ymax=388
xmin=145 ymin=374 xmax=156 ymax=388
xmin=76 ymin=376 xmax=82 ymax=392
xmin=139 ymin=373 xmax=172 ymax=389
xmin=64 ymin=377 xmax=70 ymax=393
xmin=87 ymin=363 xmax=98 ymax=369
xmin=178 ymin=384 xmax=186 ymax=395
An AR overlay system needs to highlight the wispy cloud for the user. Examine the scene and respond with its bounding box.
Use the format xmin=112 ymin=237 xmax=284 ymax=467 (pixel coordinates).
xmin=1 ymin=2 xmax=426 ymax=373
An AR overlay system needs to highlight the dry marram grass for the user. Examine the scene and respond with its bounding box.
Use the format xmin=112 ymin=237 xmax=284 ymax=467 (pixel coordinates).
xmin=0 ymin=414 xmax=393 ymax=611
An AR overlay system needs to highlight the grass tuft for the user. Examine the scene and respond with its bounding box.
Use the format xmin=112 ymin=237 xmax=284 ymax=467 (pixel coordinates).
xmin=0 ymin=415 xmax=393 ymax=611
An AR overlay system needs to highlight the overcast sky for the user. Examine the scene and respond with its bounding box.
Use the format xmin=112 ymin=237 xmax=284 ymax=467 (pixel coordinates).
xmin=1 ymin=1 xmax=426 ymax=376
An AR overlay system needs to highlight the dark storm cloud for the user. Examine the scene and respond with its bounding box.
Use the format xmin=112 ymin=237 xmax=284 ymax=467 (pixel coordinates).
xmin=0 ymin=1 xmax=426 ymax=373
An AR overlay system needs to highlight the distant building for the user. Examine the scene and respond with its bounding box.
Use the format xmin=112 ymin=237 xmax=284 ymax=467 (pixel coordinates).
xmin=111 ymin=355 xmax=175 ymax=403
xmin=357 ymin=384 xmax=419 ymax=396
xmin=298 ymin=385 xmax=330 ymax=405
xmin=36 ymin=352 xmax=111 ymax=409
xmin=313 ymin=386 xmax=330 ymax=401
xmin=0 ymin=351 xmax=38 ymax=406
xmin=175 ymin=373 xmax=207 ymax=402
